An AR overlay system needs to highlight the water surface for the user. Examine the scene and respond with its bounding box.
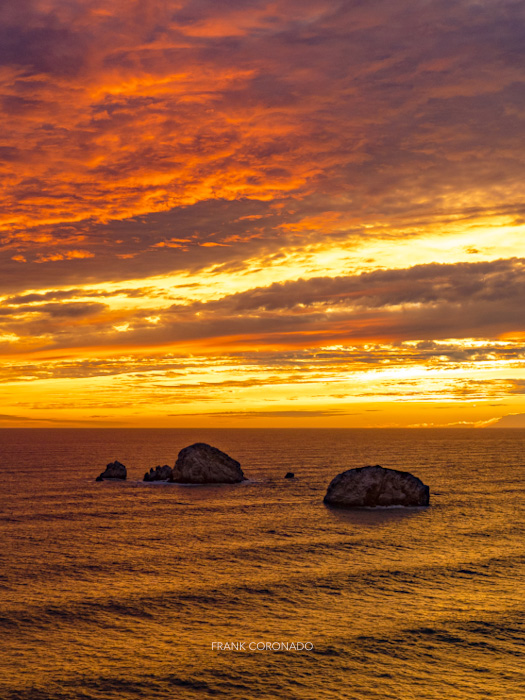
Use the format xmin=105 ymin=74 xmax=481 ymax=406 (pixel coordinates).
xmin=0 ymin=428 xmax=523 ymax=699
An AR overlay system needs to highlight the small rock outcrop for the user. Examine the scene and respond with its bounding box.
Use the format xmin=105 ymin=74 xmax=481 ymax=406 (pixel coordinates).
xmin=96 ymin=460 xmax=127 ymax=481
xmin=144 ymin=465 xmax=173 ymax=482
xmin=284 ymin=472 xmax=295 ymax=479
xmin=324 ymin=465 xmax=429 ymax=508
xmin=170 ymin=443 xmax=245 ymax=484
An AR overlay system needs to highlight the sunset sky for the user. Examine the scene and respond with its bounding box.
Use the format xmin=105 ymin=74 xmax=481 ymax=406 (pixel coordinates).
xmin=1 ymin=0 xmax=524 ymax=427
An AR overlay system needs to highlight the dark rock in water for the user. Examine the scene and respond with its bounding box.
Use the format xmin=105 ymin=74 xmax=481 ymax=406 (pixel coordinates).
xmin=144 ymin=464 xmax=172 ymax=482
xmin=324 ymin=465 xmax=429 ymax=507
xmin=284 ymin=472 xmax=295 ymax=479
xmin=170 ymin=443 xmax=245 ymax=484
xmin=96 ymin=460 xmax=127 ymax=481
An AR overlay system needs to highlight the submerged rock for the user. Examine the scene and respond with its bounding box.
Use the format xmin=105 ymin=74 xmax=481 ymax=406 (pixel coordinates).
xmin=324 ymin=465 xmax=429 ymax=508
xmin=170 ymin=443 xmax=245 ymax=484
xmin=284 ymin=472 xmax=295 ymax=479
xmin=144 ymin=464 xmax=173 ymax=482
xmin=96 ymin=460 xmax=127 ymax=481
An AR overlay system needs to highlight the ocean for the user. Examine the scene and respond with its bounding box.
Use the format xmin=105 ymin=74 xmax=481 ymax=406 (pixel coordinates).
xmin=0 ymin=428 xmax=523 ymax=699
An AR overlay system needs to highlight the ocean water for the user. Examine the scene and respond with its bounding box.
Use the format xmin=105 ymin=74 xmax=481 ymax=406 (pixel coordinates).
xmin=0 ymin=428 xmax=523 ymax=700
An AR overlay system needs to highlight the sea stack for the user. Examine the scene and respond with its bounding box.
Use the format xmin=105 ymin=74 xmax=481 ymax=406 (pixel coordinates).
xmin=144 ymin=465 xmax=173 ymax=481
xmin=324 ymin=465 xmax=429 ymax=507
xmin=96 ymin=460 xmax=127 ymax=481
xmin=170 ymin=443 xmax=245 ymax=484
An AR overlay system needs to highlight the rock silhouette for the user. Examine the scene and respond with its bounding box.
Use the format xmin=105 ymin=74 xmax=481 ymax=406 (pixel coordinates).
xmin=144 ymin=465 xmax=173 ymax=481
xmin=284 ymin=472 xmax=295 ymax=479
xmin=324 ymin=465 xmax=429 ymax=507
xmin=170 ymin=443 xmax=245 ymax=484
xmin=96 ymin=460 xmax=127 ymax=481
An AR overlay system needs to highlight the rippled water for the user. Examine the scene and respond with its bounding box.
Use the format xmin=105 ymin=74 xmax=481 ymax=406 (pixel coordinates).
xmin=0 ymin=428 xmax=524 ymax=699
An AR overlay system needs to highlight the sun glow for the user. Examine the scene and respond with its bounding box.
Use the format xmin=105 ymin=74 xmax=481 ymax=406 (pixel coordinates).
xmin=0 ymin=0 xmax=523 ymax=427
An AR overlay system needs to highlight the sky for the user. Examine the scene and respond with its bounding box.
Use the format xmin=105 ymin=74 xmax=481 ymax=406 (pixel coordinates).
xmin=0 ymin=0 xmax=524 ymax=428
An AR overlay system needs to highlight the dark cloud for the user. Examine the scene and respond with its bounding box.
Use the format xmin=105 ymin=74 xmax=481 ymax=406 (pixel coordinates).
xmin=507 ymin=379 xmax=525 ymax=394
xmin=0 ymin=301 xmax=106 ymax=318
xmin=0 ymin=413 xmax=34 ymax=421
xmin=170 ymin=409 xmax=353 ymax=418
xmin=0 ymin=198 xmax=292 ymax=293
xmin=0 ymin=25 xmax=87 ymax=76
xmin=1 ymin=258 xmax=524 ymax=352
xmin=5 ymin=289 xmax=88 ymax=304
xmin=0 ymin=413 xmax=81 ymax=423
xmin=5 ymin=288 xmax=156 ymax=304
xmin=225 ymin=258 xmax=525 ymax=311
xmin=136 ymin=257 xmax=525 ymax=345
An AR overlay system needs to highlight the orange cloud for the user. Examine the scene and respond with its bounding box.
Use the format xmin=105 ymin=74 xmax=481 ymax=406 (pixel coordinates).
xmin=1 ymin=0 xmax=524 ymax=425
xmin=35 ymin=249 xmax=95 ymax=263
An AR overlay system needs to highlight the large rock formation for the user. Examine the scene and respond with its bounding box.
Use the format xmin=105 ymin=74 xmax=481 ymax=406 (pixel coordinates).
xmin=96 ymin=460 xmax=127 ymax=481
xmin=170 ymin=443 xmax=245 ymax=484
xmin=324 ymin=465 xmax=429 ymax=507
xmin=144 ymin=464 xmax=173 ymax=482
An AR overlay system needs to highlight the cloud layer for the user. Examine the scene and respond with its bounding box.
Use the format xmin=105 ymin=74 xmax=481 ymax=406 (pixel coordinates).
xmin=1 ymin=0 xmax=524 ymax=425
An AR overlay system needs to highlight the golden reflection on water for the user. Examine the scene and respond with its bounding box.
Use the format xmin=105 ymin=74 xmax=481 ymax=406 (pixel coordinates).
xmin=0 ymin=428 xmax=523 ymax=699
